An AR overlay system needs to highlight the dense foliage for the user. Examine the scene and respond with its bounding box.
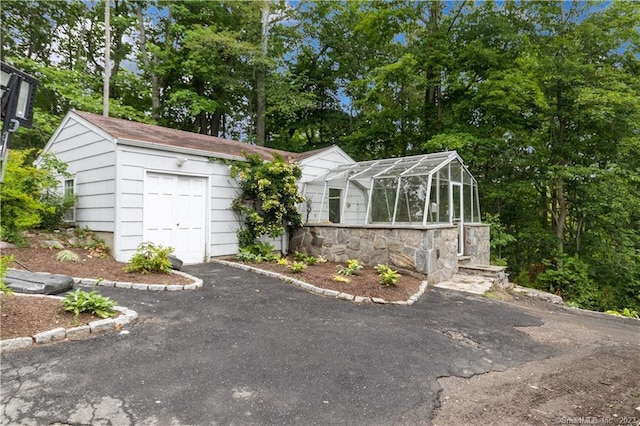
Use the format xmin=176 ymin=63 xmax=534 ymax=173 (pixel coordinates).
xmin=0 ymin=151 xmax=73 ymax=243
xmin=1 ymin=0 xmax=639 ymax=312
xmin=230 ymin=153 xmax=304 ymax=247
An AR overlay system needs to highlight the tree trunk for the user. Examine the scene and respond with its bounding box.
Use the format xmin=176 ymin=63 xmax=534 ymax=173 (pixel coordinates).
xmin=255 ymin=0 xmax=270 ymax=146
xmin=136 ymin=3 xmax=161 ymax=120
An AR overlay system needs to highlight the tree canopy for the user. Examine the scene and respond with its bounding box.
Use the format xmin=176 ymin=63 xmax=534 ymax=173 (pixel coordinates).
xmin=1 ymin=0 xmax=639 ymax=312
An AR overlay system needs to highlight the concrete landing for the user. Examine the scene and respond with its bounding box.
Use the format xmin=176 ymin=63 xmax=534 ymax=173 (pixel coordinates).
xmin=433 ymin=274 xmax=493 ymax=295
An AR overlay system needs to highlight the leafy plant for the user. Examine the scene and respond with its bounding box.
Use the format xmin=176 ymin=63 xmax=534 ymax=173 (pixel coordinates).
xmin=289 ymin=261 xmax=307 ymax=273
xmin=338 ymin=259 xmax=363 ymax=276
xmin=316 ymin=256 xmax=328 ymax=264
xmin=276 ymin=257 xmax=290 ymax=266
xmin=124 ymin=242 xmax=174 ymax=274
xmin=242 ymin=241 xmax=279 ymax=261
xmin=61 ymin=289 xmax=117 ymax=319
xmin=230 ymin=152 xmax=305 ymax=248
xmin=332 ymin=274 xmax=351 ymax=283
xmin=293 ymin=251 xmax=319 ymax=265
xmin=0 ymin=255 xmax=15 ymax=300
xmin=605 ymin=308 xmax=639 ymax=319
xmin=236 ymin=248 xmax=264 ymax=263
xmin=56 ymin=249 xmax=79 ymax=263
xmin=375 ymin=264 xmax=400 ymax=286
xmin=0 ymin=150 xmax=70 ymax=243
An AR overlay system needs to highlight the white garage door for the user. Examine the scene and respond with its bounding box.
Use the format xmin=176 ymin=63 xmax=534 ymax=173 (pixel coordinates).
xmin=144 ymin=173 xmax=207 ymax=264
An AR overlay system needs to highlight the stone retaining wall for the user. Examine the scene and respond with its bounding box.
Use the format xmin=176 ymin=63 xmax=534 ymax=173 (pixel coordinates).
xmin=463 ymin=224 xmax=490 ymax=265
xmin=291 ymin=225 xmax=459 ymax=284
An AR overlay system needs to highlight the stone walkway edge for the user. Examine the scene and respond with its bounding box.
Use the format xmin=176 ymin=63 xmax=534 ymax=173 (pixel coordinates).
xmin=75 ymin=269 xmax=203 ymax=291
xmin=211 ymin=259 xmax=428 ymax=306
xmin=0 ymin=294 xmax=138 ymax=353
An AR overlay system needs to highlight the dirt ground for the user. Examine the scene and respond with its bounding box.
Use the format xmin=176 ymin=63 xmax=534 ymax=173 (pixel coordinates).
xmin=433 ymin=293 xmax=640 ymax=426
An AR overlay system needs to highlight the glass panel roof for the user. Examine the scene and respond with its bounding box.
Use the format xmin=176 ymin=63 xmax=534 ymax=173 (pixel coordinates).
xmin=310 ymin=151 xmax=461 ymax=183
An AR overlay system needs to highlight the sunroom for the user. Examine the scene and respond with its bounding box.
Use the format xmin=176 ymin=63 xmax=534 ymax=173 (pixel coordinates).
xmin=294 ymin=151 xmax=489 ymax=283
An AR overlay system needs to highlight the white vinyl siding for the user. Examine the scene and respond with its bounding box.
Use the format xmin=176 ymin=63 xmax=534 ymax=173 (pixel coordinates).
xmin=39 ymin=117 xmax=116 ymax=233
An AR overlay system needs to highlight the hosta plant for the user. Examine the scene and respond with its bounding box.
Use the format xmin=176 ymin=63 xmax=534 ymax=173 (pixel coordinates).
xmin=375 ymin=264 xmax=401 ymax=286
xmin=62 ymin=289 xmax=117 ymax=320
xmin=289 ymin=261 xmax=307 ymax=273
xmin=337 ymin=259 xmax=363 ymax=276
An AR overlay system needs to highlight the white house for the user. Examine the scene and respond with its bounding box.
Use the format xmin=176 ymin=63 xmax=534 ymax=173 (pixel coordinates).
xmin=38 ymin=110 xmax=354 ymax=264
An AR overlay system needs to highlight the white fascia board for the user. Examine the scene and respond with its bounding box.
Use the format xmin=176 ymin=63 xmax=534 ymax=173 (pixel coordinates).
xmin=298 ymin=145 xmax=355 ymax=167
xmin=36 ymin=111 xmax=115 ymax=165
xmin=116 ymin=137 xmax=246 ymax=162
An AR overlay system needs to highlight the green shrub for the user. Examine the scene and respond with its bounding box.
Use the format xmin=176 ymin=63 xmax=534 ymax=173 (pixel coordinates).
xmin=293 ymin=251 xmax=319 ymax=265
xmin=375 ymin=264 xmax=401 ymax=286
xmin=338 ymin=259 xmax=363 ymax=276
xmin=242 ymin=241 xmax=279 ymax=261
xmin=277 ymin=257 xmax=290 ymax=266
xmin=124 ymin=242 xmax=174 ymax=274
xmin=62 ymin=289 xmax=117 ymax=319
xmin=0 ymin=151 xmax=71 ymax=242
xmin=236 ymin=248 xmax=264 ymax=263
xmin=536 ymin=256 xmax=599 ymax=310
xmin=230 ymin=153 xmax=305 ymax=247
xmin=289 ymin=261 xmax=307 ymax=273
xmin=56 ymin=250 xmax=79 ymax=263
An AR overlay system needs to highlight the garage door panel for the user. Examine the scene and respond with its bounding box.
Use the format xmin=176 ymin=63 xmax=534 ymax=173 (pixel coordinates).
xmin=144 ymin=173 xmax=207 ymax=264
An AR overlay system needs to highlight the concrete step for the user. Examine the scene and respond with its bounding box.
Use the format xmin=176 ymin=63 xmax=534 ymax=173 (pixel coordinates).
xmin=433 ymin=274 xmax=492 ymax=295
xmin=459 ymin=263 xmax=506 ymax=277
xmin=457 ymin=255 xmax=472 ymax=266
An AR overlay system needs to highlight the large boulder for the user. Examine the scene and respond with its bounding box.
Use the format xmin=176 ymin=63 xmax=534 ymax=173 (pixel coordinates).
xmin=4 ymin=270 xmax=74 ymax=295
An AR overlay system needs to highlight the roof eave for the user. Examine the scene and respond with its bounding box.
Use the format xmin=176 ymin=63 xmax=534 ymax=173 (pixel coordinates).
xmin=116 ymin=137 xmax=246 ymax=162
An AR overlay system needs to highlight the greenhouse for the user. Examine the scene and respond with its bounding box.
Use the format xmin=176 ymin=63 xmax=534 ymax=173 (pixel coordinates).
xmin=303 ymin=151 xmax=481 ymax=228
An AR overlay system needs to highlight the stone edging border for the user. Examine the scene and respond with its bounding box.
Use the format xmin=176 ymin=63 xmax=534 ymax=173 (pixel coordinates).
xmin=0 ymin=294 xmax=138 ymax=353
xmin=74 ymin=269 xmax=203 ymax=291
xmin=211 ymin=259 xmax=428 ymax=305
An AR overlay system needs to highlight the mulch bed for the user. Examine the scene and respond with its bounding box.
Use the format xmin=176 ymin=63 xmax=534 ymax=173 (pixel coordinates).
xmin=231 ymin=257 xmax=425 ymax=302
xmin=0 ymin=294 xmax=108 ymax=340
xmin=2 ymin=246 xmax=193 ymax=285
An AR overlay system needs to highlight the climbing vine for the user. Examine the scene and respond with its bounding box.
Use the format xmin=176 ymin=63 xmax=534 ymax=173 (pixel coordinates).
xmin=230 ymin=153 xmax=305 ymax=248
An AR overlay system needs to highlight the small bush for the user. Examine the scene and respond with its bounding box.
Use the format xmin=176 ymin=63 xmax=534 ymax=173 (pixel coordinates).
xmin=236 ymin=248 xmax=264 ymax=263
xmin=124 ymin=242 xmax=174 ymax=274
xmin=241 ymin=241 xmax=279 ymax=261
xmin=338 ymin=259 xmax=363 ymax=276
xmin=375 ymin=264 xmax=400 ymax=286
xmin=277 ymin=257 xmax=290 ymax=266
xmin=56 ymin=250 xmax=79 ymax=263
xmin=62 ymin=289 xmax=117 ymax=319
xmin=289 ymin=261 xmax=307 ymax=273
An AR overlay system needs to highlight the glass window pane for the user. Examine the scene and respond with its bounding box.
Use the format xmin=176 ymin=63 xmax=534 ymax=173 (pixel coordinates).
xmin=370 ymin=178 xmax=397 ymax=222
xmin=328 ymin=188 xmax=341 ymax=223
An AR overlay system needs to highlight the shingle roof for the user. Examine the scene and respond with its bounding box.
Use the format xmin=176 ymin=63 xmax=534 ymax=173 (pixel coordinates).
xmin=73 ymin=110 xmax=297 ymax=161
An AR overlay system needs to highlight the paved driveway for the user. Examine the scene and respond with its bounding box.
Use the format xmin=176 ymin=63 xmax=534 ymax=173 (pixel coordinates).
xmin=2 ymin=263 xmax=565 ymax=425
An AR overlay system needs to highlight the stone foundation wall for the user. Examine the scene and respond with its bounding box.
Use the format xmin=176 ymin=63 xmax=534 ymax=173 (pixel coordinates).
xmin=463 ymin=224 xmax=490 ymax=265
xmin=290 ymin=225 xmax=460 ymax=285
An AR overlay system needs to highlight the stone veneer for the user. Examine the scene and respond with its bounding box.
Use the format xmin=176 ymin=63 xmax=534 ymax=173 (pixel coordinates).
xmin=291 ymin=223 xmax=491 ymax=285
xmin=464 ymin=224 xmax=490 ymax=265
xmin=291 ymin=224 xmax=458 ymax=284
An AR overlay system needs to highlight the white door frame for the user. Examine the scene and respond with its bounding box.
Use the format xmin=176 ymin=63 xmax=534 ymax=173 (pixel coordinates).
xmin=450 ymin=182 xmax=464 ymax=256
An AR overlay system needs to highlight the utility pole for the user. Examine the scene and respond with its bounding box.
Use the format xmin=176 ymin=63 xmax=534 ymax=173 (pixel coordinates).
xmin=103 ymin=0 xmax=110 ymax=117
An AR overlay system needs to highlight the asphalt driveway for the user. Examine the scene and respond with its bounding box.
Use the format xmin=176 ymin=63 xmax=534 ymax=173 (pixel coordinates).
xmin=0 ymin=263 xmax=590 ymax=425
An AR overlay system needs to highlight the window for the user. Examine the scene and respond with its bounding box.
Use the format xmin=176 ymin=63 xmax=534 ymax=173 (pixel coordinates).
xmin=328 ymin=188 xmax=341 ymax=223
xmin=63 ymin=178 xmax=75 ymax=222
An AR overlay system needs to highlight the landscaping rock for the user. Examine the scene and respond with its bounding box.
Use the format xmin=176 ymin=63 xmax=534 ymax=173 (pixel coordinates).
xmin=5 ymin=270 xmax=74 ymax=295
xmin=40 ymin=240 xmax=64 ymax=249
xmin=169 ymin=255 xmax=183 ymax=271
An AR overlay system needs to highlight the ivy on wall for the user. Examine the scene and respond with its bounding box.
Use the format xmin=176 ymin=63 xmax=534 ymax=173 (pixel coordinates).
xmin=230 ymin=153 xmax=305 ymax=248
